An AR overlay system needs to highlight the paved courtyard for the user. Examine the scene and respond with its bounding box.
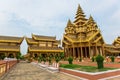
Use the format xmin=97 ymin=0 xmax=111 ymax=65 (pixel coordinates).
xmin=1 ymin=62 xmax=80 ymax=80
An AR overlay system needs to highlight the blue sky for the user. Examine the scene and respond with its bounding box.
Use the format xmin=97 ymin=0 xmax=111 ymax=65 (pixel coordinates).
xmin=0 ymin=0 xmax=120 ymax=54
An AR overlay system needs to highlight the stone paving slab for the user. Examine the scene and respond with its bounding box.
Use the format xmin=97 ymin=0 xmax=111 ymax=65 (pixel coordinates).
xmin=106 ymin=75 xmax=120 ymax=80
xmin=1 ymin=62 xmax=80 ymax=80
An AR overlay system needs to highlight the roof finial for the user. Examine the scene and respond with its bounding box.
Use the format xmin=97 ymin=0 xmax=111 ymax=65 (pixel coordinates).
xmin=74 ymin=4 xmax=86 ymax=25
xmin=67 ymin=19 xmax=72 ymax=27
xmin=76 ymin=4 xmax=84 ymax=15
xmin=89 ymin=15 xmax=94 ymax=22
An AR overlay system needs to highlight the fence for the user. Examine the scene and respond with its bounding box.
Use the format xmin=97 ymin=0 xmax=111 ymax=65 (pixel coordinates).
xmin=0 ymin=60 xmax=17 ymax=77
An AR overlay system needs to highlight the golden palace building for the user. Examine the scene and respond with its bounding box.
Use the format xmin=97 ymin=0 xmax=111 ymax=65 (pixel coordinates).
xmin=25 ymin=34 xmax=63 ymax=58
xmin=105 ymin=37 xmax=120 ymax=56
xmin=62 ymin=5 xmax=105 ymax=58
xmin=0 ymin=35 xmax=24 ymax=58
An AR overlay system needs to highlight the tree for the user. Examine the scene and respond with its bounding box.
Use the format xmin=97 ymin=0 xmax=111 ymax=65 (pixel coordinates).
xmin=16 ymin=52 xmax=21 ymax=60
xmin=48 ymin=56 xmax=52 ymax=65
xmin=43 ymin=57 xmax=46 ymax=64
xmin=79 ymin=57 xmax=82 ymax=62
xmin=55 ymin=56 xmax=61 ymax=63
xmin=92 ymin=56 xmax=95 ymax=62
xmin=20 ymin=55 xmax=25 ymax=60
xmin=110 ymin=56 xmax=115 ymax=62
xmin=38 ymin=54 xmax=43 ymax=63
xmin=68 ymin=57 xmax=73 ymax=64
xmin=96 ymin=54 xmax=104 ymax=69
xmin=60 ymin=52 xmax=64 ymax=60
xmin=0 ymin=54 xmax=6 ymax=60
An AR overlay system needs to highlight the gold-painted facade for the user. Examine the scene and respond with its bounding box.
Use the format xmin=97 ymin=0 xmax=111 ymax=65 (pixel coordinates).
xmin=113 ymin=37 xmax=120 ymax=46
xmin=62 ymin=5 xmax=105 ymax=58
xmin=0 ymin=35 xmax=24 ymax=58
xmin=26 ymin=34 xmax=63 ymax=58
xmin=105 ymin=37 xmax=120 ymax=56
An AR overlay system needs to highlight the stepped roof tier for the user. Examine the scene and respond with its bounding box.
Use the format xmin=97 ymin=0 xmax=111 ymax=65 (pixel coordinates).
xmin=104 ymin=37 xmax=120 ymax=54
xmin=28 ymin=46 xmax=63 ymax=53
xmin=113 ymin=36 xmax=120 ymax=46
xmin=32 ymin=34 xmax=56 ymax=41
xmin=0 ymin=35 xmax=24 ymax=58
xmin=74 ymin=4 xmax=87 ymax=26
xmin=105 ymin=49 xmax=120 ymax=54
xmin=105 ymin=44 xmax=120 ymax=54
xmin=26 ymin=38 xmax=38 ymax=44
xmin=0 ymin=35 xmax=24 ymax=43
xmin=26 ymin=37 xmax=60 ymax=45
xmin=0 ymin=45 xmax=19 ymax=52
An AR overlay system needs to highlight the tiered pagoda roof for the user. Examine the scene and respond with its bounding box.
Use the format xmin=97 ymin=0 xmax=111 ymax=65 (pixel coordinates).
xmin=105 ymin=37 xmax=120 ymax=54
xmin=113 ymin=36 xmax=120 ymax=46
xmin=0 ymin=36 xmax=24 ymax=43
xmin=63 ymin=4 xmax=104 ymax=47
xmin=0 ymin=45 xmax=20 ymax=52
xmin=105 ymin=44 xmax=120 ymax=54
xmin=26 ymin=38 xmax=38 ymax=44
xmin=28 ymin=46 xmax=63 ymax=53
xmin=0 ymin=45 xmax=19 ymax=52
xmin=32 ymin=34 xmax=56 ymax=41
xmin=26 ymin=34 xmax=60 ymax=44
xmin=74 ymin=4 xmax=87 ymax=25
xmin=0 ymin=35 xmax=24 ymax=52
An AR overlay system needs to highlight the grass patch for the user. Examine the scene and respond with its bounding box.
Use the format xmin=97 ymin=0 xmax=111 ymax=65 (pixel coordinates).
xmin=60 ymin=64 xmax=116 ymax=72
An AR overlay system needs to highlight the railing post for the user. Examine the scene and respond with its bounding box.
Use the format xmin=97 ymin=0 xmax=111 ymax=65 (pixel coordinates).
xmin=0 ymin=59 xmax=18 ymax=77
xmin=5 ymin=61 xmax=7 ymax=72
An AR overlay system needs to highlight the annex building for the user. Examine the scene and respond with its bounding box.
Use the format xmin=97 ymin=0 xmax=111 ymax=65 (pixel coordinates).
xmin=25 ymin=34 xmax=63 ymax=59
xmin=0 ymin=35 xmax=24 ymax=58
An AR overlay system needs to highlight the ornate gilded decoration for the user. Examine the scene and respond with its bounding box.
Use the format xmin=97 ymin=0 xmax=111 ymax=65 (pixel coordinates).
xmin=62 ymin=4 xmax=105 ymax=58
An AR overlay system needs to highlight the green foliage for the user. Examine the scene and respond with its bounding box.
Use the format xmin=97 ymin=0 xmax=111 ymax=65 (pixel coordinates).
xmin=28 ymin=57 xmax=32 ymax=62
xmin=64 ymin=57 xmax=68 ymax=61
xmin=55 ymin=56 xmax=61 ymax=63
xmin=68 ymin=57 xmax=73 ymax=64
xmin=20 ymin=55 xmax=25 ymax=60
xmin=96 ymin=54 xmax=104 ymax=69
xmin=110 ymin=56 xmax=115 ymax=62
xmin=8 ymin=54 xmax=14 ymax=58
xmin=60 ymin=52 xmax=64 ymax=60
xmin=60 ymin=64 xmax=116 ymax=72
xmin=33 ymin=57 xmax=38 ymax=60
xmin=38 ymin=55 xmax=43 ymax=63
xmin=92 ymin=56 xmax=95 ymax=62
xmin=0 ymin=54 xmax=6 ymax=60
xmin=16 ymin=52 xmax=21 ymax=60
xmin=43 ymin=57 xmax=46 ymax=63
xmin=60 ymin=64 xmax=80 ymax=69
xmin=48 ymin=55 xmax=52 ymax=64
xmin=79 ymin=57 xmax=82 ymax=62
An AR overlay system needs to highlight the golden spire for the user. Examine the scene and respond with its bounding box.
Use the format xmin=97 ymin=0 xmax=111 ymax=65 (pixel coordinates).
xmin=87 ymin=15 xmax=95 ymax=24
xmin=74 ymin=4 xmax=87 ymax=26
xmin=67 ymin=19 xmax=72 ymax=27
xmin=65 ymin=19 xmax=75 ymax=34
xmin=86 ymin=15 xmax=98 ymax=32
